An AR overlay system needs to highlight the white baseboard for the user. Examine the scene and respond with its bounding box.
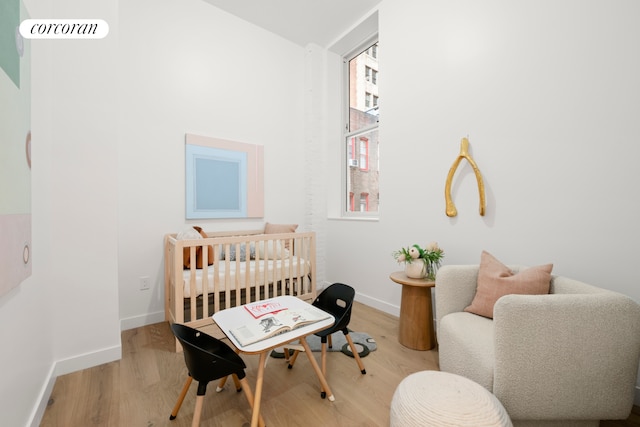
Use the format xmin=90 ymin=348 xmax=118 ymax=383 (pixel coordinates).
xmin=28 ymin=344 xmax=121 ymax=427
xmin=120 ymin=310 xmax=165 ymax=331
xmin=355 ymin=291 xmax=400 ymax=318
xmin=54 ymin=344 xmax=122 ymax=377
xmin=29 ymin=364 xmax=56 ymax=427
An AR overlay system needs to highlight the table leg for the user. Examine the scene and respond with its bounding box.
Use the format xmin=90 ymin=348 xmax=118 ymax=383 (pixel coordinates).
xmin=300 ymin=338 xmax=335 ymax=402
xmin=251 ymin=352 xmax=267 ymax=427
xmin=239 ymin=377 xmax=265 ymax=427
xmin=398 ymin=284 xmax=435 ymax=350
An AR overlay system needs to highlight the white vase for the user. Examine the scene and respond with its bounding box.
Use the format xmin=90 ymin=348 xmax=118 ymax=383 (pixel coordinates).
xmin=404 ymin=261 xmax=426 ymax=279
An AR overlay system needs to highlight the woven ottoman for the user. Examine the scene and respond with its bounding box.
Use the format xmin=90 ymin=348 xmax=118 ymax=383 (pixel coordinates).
xmin=390 ymin=371 xmax=512 ymax=427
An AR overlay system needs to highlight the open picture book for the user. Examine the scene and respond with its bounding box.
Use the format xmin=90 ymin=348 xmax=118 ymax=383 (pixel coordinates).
xmin=230 ymin=306 xmax=332 ymax=347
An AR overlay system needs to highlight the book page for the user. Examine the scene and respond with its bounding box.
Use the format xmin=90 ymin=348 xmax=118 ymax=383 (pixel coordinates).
xmin=230 ymin=306 xmax=331 ymax=346
xmin=231 ymin=316 xmax=289 ymax=346
xmin=277 ymin=307 xmax=330 ymax=329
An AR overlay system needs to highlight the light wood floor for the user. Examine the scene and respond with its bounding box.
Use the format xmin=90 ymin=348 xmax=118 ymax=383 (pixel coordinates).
xmin=41 ymin=302 xmax=640 ymax=427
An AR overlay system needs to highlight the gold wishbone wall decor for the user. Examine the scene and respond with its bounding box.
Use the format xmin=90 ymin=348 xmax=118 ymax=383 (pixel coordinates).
xmin=444 ymin=137 xmax=486 ymax=217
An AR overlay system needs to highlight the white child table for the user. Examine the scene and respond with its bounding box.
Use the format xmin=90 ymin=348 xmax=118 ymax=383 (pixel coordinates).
xmin=212 ymin=295 xmax=336 ymax=427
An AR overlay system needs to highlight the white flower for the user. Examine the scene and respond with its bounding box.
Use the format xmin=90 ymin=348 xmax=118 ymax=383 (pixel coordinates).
xmin=426 ymin=241 xmax=439 ymax=251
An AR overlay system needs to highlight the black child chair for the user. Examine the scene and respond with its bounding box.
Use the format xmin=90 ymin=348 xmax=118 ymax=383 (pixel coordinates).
xmin=287 ymin=282 xmax=367 ymax=398
xmin=169 ymin=323 xmax=265 ymax=427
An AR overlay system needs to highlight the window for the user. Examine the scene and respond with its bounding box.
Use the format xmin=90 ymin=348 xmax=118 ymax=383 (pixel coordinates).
xmin=348 ymin=138 xmax=356 ymax=161
xmin=344 ymin=39 xmax=379 ymax=216
xmin=365 ymin=66 xmax=378 ymax=84
xmin=359 ymin=138 xmax=369 ymax=171
xmin=367 ymin=44 xmax=377 ymax=59
xmin=360 ymin=193 xmax=369 ymax=212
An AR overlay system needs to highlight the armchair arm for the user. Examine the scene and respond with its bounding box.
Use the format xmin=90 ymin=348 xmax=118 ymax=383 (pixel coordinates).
xmin=492 ymin=292 xmax=640 ymax=421
xmin=435 ymin=265 xmax=479 ymax=327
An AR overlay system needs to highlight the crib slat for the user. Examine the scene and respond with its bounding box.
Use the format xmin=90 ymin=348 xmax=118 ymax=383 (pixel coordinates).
xmin=239 ymin=240 xmax=249 ymax=306
xmin=215 ymin=244 xmax=226 ymax=313
xmin=201 ymin=245 xmax=209 ymax=319
xmin=188 ymin=246 xmax=198 ymax=324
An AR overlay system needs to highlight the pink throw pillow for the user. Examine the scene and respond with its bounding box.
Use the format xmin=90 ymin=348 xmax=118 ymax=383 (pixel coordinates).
xmin=464 ymin=251 xmax=553 ymax=318
xmin=264 ymin=222 xmax=298 ymax=250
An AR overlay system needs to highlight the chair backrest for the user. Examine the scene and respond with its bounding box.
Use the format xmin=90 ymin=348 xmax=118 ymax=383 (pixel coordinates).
xmin=171 ymin=323 xmax=246 ymax=383
xmin=313 ymin=282 xmax=355 ymax=331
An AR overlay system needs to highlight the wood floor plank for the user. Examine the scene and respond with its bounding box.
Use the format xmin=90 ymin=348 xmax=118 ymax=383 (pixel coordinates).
xmin=40 ymin=301 xmax=640 ymax=427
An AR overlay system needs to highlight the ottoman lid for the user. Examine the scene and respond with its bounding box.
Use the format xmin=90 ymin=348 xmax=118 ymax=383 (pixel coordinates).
xmin=390 ymin=370 xmax=512 ymax=427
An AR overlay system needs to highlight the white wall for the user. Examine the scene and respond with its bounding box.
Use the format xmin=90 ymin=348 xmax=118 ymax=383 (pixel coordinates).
xmin=324 ymin=0 xmax=640 ymax=399
xmin=117 ymin=0 xmax=308 ymax=329
xmin=0 ymin=0 xmax=121 ymax=425
xmin=4 ymin=0 xmax=308 ymax=424
xmin=46 ymin=0 xmax=121 ymax=370
xmin=326 ymin=0 xmax=640 ymax=314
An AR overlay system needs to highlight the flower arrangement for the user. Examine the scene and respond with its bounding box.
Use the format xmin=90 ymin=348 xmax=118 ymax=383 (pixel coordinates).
xmin=393 ymin=242 xmax=444 ymax=280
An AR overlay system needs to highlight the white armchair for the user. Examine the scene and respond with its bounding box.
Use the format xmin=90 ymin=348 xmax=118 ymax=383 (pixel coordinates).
xmin=435 ymin=264 xmax=640 ymax=427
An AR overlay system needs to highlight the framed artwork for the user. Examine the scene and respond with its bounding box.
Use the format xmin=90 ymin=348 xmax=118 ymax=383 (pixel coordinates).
xmin=185 ymin=134 xmax=264 ymax=219
xmin=1 ymin=0 xmax=32 ymax=297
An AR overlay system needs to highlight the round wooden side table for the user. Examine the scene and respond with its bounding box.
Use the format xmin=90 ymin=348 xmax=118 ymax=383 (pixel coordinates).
xmin=390 ymin=271 xmax=436 ymax=351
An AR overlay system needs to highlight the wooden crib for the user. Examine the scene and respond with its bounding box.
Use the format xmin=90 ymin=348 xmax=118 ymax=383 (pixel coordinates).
xmin=164 ymin=229 xmax=316 ymax=350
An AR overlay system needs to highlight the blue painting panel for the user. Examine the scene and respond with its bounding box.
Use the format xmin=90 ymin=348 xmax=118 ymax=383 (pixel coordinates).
xmin=195 ymin=158 xmax=240 ymax=210
xmin=186 ymin=144 xmax=247 ymax=219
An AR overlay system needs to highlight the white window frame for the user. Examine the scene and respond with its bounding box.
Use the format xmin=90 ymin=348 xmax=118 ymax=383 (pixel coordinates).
xmin=341 ymin=34 xmax=379 ymax=219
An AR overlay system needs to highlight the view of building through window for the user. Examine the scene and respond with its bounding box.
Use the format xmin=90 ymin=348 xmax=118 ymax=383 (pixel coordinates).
xmin=346 ymin=41 xmax=379 ymax=214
